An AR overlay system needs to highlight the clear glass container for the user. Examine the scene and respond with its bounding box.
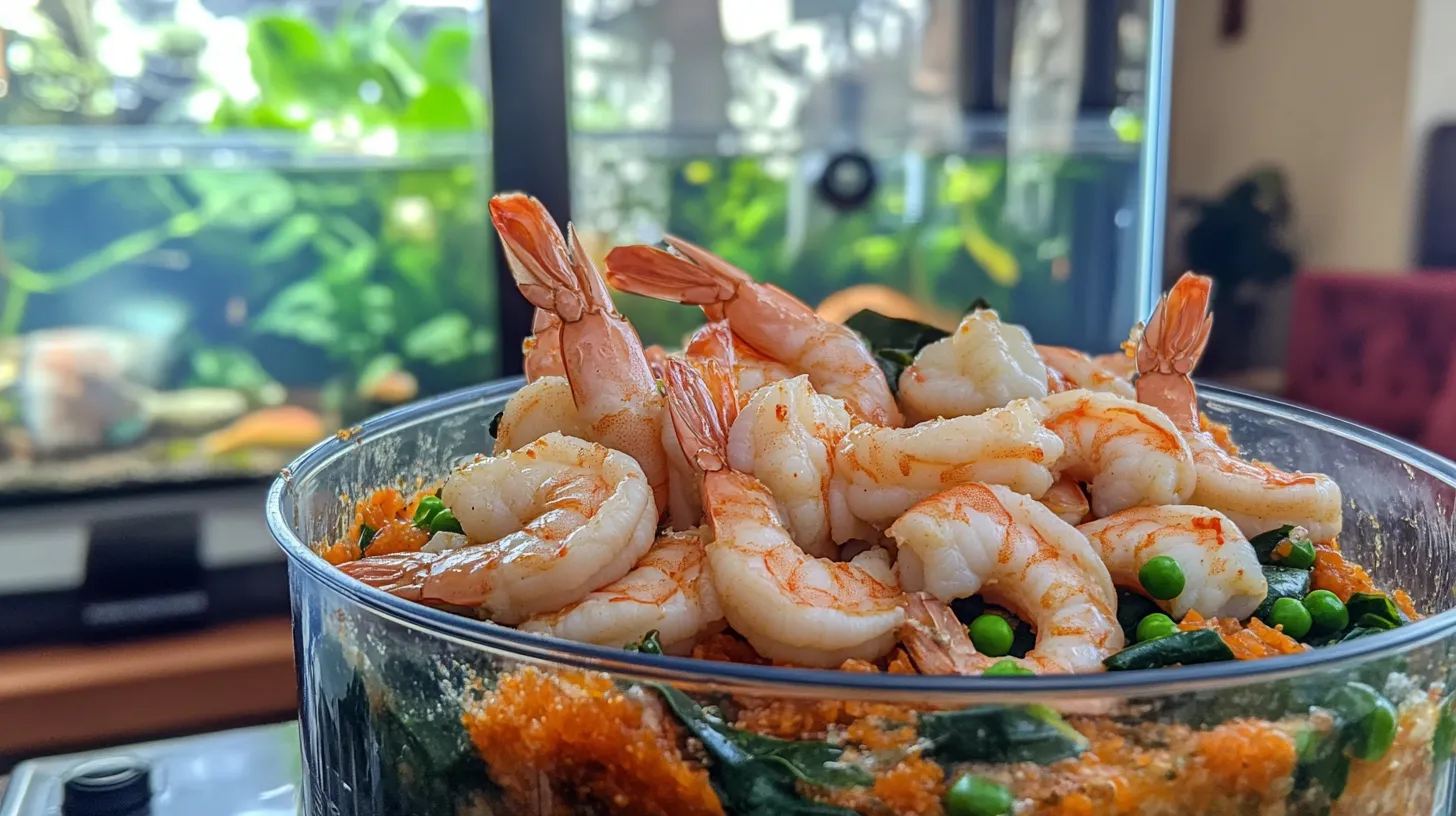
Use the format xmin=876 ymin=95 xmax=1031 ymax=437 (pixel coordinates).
xmin=269 ymin=378 xmax=1456 ymax=816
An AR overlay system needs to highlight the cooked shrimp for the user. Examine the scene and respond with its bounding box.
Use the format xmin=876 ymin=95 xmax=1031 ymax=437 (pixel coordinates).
xmin=890 ymin=483 xmax=1122 ymax=674
xmin=337 ymin=433 xmax=657 ymax=625
xmin=664 ymin=358 xmax=905 ymax=668
xmin=833 ymin=398 xmax=1065 ymax=534
xmin=523 ymin=308 xmax=566 ymax=382
xmin=1037 ymin=345 xmax=1135 ymax=398
xmin=518 ymin=528 xmax=723 ymax=653
xmin=1078 ymin=506 xmax=1267 ymax=620
xmin=1137 ymin=272 xmax=1343 ymax=540
xmin=1039 ymin=474 xmax=1090 ymax=525
xmin=897 ymin=308 xmax=1048 ymax=423
xmin=1042 ymin=389 xmax=1197 ymax=518
xmin=606 ymin=237 xmax=903 ymax=427
xmin=490 ymin=193 xmax=670 ymax=514
xmin=727 ymin=375 xmax=853 ymax=558
xmin=684 ymin=320 xmax=796 ymax=404
xmin=492 ymin=375 xmax=588 ymax=454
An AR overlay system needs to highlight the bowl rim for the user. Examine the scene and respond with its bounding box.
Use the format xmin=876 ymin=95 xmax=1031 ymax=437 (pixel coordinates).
xmin=267 ymin=377 xmax=1456 ymax=699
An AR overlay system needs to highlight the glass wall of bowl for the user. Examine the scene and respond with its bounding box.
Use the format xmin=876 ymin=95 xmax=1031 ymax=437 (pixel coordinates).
xmin=559 ymin=0 xmax=1171 ymax=352
xmin=0 ymin=0 xmax=493 ymax=646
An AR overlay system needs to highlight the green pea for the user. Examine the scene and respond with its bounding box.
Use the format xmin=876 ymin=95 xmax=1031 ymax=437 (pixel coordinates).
xmin=982 ymin=659 xmax=1033 ymax=677
xmin=1138 ymin=555 xmax=1185 ymax=601
xmin=1136 ymin=612 xmax=1178 ymax=642
xmin=945 ymin=773 xmax=1014 ymax=816
xmin=1270 ymin=597 xmax=1313 ymax=639
xmin=1272 ymin=536 xmax=1317 ymax=569
xmin=413 ymin=496 xmax=446 ymax=527
xmin=1353 ymin=693 xmax=1399 ymax=762
xmin=969 ymin=614 xmax=1016 ymax=657
xmin=429 ymin=508 xmax=464 ymax=535
xmin=1303 ymin=590 xmax=1349 ymax=633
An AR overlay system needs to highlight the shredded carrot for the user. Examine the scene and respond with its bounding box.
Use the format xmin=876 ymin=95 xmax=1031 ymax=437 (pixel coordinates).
xmin=1181 ymin=614 xmax=1305 ymax=660
xmin=364 ymin=518 xmax=430 ymax=556
xmin=1394 ymin=588 xmax=1421 ymax=620
xmin=1311 ymin=543 xmax=1377 ymax=600
xmin=463 ymin=668 xmax=723 ymax=816
xmin=1191 ymin=719 xmax=1298 ymax=796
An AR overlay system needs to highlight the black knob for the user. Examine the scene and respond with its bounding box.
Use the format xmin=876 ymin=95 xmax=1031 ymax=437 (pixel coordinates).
xmin=63 ymin=757 xmax=152 ymax=816
xmin=816 ymin=151 xmax=877 ymax=212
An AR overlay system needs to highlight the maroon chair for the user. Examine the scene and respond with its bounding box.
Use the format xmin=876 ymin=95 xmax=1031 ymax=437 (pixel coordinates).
xmin=1285 ymin=271 xmax=1456 ymax=459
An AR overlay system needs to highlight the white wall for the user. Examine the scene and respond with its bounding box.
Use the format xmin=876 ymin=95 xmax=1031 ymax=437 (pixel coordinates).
xmin=1166 ymin=0 xmax=1418 ymax=271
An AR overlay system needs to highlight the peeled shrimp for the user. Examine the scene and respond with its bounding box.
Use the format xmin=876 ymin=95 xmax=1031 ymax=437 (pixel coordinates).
xmin=1039 ymin=474 xmax=1090 ymax=525
xmin=727 ymin=374 xmax=853 ymax=558
xmin=606 ymin=237 xmax=903 ymax=427
xmin=833 ymin=398 xmax=1065 ymax=534
xmin=1137 ymin=272 xmax=1343 ymax=540
xmin=523 ymin=308 xmax=566 ymax=382
xmin=1038 ymin=345 xmax=1135 ymax=398
xmin=664 ymin=358 xmax=905 ymax=668
xmin=1078 ymin=506 xmax=1267 ymax=620
xmin=898 ymin=308 xmax=1049 ymax=423
xmin=890 ymin=483 xmax=1122 ymax=674
xmin=490 ymin=194 xmax=670 ymax=515
xmin=518 ymin=528 xmax=722 ymax=653
xmin=337 ymin=433 xmax=657 ymax=625
xmin=1042 ymin=389 xmax=1197 ymax=518
xmin=492 ymin=375 xmax=587 ymax=454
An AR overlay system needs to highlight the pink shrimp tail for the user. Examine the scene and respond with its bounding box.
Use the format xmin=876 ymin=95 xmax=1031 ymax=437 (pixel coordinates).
xmin=490 ymin=193 xmax=620 ymax=324
xmin=335 ymin=552 xmax=436 ymax=601
xmin=1136 ymin=272 xmax=1213 ymax=430
xmin=664 ymin=358 xmax=737 ymax=473
xmin=604 ymin=235 xmax=749 ymax=307
xmin=684 ymin=320 xmax=738 ymax=371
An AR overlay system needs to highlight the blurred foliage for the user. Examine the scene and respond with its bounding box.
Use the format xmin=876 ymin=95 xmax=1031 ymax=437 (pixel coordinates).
xmin=0 ymin=6 xmax=495 ymax=419
xmin=606 ymin=152 xmax=1119 ymax=350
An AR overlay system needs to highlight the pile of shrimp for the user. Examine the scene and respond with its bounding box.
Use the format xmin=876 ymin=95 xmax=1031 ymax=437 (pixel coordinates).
xmin=333 ymin=192 xmax=1351 ymax=675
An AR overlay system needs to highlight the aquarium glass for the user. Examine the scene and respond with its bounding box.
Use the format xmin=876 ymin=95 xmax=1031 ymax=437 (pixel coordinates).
xmin=565 ymin=0 xmax=1163 ymax=352
xmin=0 ymin=0 xmax=495 ymax=497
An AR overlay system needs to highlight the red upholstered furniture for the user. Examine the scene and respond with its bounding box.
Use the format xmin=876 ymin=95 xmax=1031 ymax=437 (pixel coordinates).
xmin=1285 ymin=272 xmax=1456 ymax=461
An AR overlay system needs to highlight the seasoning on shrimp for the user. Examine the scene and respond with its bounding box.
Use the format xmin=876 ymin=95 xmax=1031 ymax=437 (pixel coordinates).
xmin=1038 ymin=343 xmax=1137 ymax=399
xmin=664 ymin=358 xmax=906 ymax=668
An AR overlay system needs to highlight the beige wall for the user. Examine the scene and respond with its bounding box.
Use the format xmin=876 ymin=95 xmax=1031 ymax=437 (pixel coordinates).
xmin=1166 ymin=0 xmax=1417 ymax=272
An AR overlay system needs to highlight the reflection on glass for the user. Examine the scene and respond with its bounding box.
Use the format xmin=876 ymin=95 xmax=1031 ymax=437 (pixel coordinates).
xmin=567 ymin=0 xmax=1157 ymax=354
xmin=0 ymin=0 xmax=495 ymax=495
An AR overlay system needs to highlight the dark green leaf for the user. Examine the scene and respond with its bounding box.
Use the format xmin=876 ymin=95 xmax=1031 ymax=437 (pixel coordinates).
xmin=403 ymin=312 xmax=472 ymax=365
xmin=421 ymin=27 xmax=474 ymax=85
xmin=1249 ymin=525 xmax=1297 ymax=564
xmin=1345 ymin=593 xmax=1404 ymax=628
xmin=651 ymin=684 xmax=865 ymax=815
xmin=1103 ymin=629 xmax=1235 ymax=671
xmin=624 ymin=630 xmax=662 ymax=655
xmin=1434 ymin=697 xmax=1454 ymax=763
xmin=1294 ymin=722 xmax=1350 ymax=805
xmin=488 ymin=411 xmax=504 ymax=439
xmin=255 ymin=212 xmax=321 ymax=264
xmin=1353 ymin=614 xmax=1398 ymax=631
xmin=1115 ymin=588 xmax=1161 ymax=643
xmin=918 ymin=705 xmax=1086 ymax=766
xmin=843 ymin=310 xmax=949 ymax=358
xmin=967 ymin=297 xmax=992 ymax=312
xmin=401 ymin=84 xmax=478 ymax=131
xmin=1253 ymin=566 xmax=1313 ymax=622
xmin=357 ymin=523 xmax=377 ymax=553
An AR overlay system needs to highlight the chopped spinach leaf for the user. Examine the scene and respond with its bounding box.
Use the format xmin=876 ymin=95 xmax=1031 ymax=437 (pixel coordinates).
xmin=1345 ymin=592 xmax=1405 ymax=628
xmin=918 ymin=705 xmax=1086 ymax=766
xmin=1248 ymin=525 xmax=1299 ymax=564
xmin=1103 ymin=629 xmax=1235 ymax=671
xmin=357 ymin=523 xmax=377 ymax=554
xmin=651 ymin=684 xmax=867 ymax=815
xmin=1114 ymin=588 xmax=1161 ymax=643
xmin=1253 ymin=566 xmax=1313 ymax=622
xmin=488 ymin=410 xmax=504 ymax=439
xmin=624 ymin=630 xmax=663 ymax=654
xmin=844 ymin=309 xmax=950 ymax=395
xmin=1434 ymin=697 xmax=1455 ymax=763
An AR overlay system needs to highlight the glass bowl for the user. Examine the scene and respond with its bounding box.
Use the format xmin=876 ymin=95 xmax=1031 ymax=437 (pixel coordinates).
xmin=267 ymin=378 xmax=1456 ymax=816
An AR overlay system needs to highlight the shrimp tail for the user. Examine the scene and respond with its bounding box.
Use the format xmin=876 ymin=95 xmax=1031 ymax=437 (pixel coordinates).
xmin=1136 ymin=272 xmax=1214 ymax=430
xmin=604 ymin=237 xmax=744 ymax=306
xmin=489 ymin=193 xmax=587 ymax=321
xmin=684 ymin=320 xmax=738 ymax=371
xmin=335 ymin=552 xmax=436 ymax=601
xmin=643 ymin=344 xmax=669 ymax=380
xmin=664 ymin=358 xmax=737 ymax=472
xmin=566 ymin=223 xmax=618 ymax=314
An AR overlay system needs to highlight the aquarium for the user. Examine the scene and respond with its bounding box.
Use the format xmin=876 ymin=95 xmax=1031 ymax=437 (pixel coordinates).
xmin=565 ymin=0 xmax=1165 ymax=352
xmin=269 ymin=378 xmax=1456 ymax=815
xmin=0 ymin=0 xmax=494 ymax=497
